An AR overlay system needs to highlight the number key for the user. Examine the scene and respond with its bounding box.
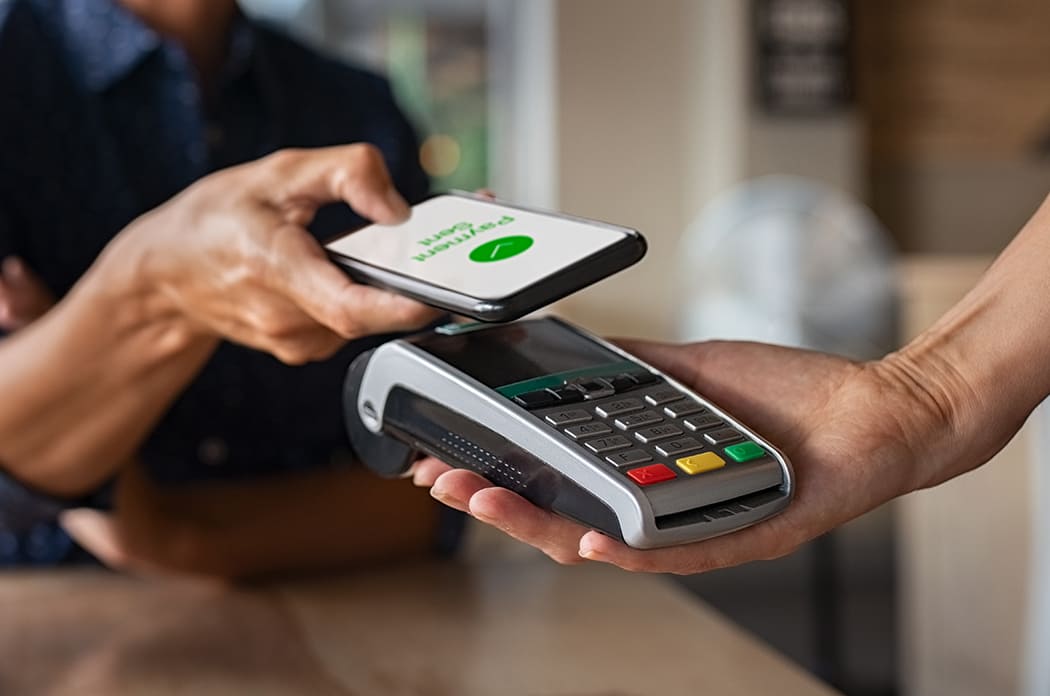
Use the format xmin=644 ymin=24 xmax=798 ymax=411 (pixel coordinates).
xmin=564 ymin=422 xmax=612 ymax=440
xmin=644 ymin=388 xmax=685 ymax=406
xmin=594 ymin=398 xmax=645 ymax=418
xmin=634 ymin=424 xmax=684 ymax=444
xmin=605 ymin=449 xmax=653 ymax=468
xmin=683 ymin=414 xmax=724 ymax=432
xmin=545 ymin=409 xmax=592 ymax=426
xmin=655 ymin=437 xmax=705 ymax=457
xmin=584 ymin=436 xmax=632 ymax=454
xmin=664 ymin=401 xmax=706 ymax=418
xmin=614 ymin=410 xmax=663 ymax=430
xmin=703 ymin=428 xmax=744 ymax=446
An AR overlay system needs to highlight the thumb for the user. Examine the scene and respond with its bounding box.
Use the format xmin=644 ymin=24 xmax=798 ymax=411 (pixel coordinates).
xmin=257 ymin=144 xmax=411 ymax=225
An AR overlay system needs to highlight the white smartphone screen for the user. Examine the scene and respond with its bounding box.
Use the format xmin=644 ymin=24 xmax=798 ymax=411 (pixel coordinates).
xmin=324 ymin=195 xmax=632 ymax=301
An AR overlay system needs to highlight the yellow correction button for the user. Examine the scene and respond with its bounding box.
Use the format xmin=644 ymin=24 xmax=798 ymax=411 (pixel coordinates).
xmin=675 ymin=452 xmax=725 ymax=475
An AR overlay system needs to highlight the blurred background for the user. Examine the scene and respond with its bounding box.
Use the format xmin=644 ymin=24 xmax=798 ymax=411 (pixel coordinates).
xmin=239 ymin=1 xmax=1050 ymax=695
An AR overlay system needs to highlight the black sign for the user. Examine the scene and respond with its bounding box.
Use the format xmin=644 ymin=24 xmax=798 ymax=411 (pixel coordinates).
xmin=754 ymin=0 xmax=852 ymax=115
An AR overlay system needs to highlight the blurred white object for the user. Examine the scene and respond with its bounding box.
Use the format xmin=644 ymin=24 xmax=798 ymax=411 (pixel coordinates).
xmin=678 ymin=176 xmax=897 ymax=360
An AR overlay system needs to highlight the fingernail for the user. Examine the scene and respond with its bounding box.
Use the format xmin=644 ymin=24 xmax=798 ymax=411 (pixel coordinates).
xmin=579 ymin=539 xmax=602 ymax=561
xmin=470 ymin=507 xmax=495 ymax=524
xmin=430 ymin=485 xmax=473 ymax=516
xmin=429 ymin=482 xmax=455 ymax=505
xmin=2 ymin=256 xmax=23 ymax=279
xmin=386 ymin=188 xmax=411 ymax=221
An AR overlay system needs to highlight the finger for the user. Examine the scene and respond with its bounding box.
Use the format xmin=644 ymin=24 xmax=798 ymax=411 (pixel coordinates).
xmin=411 ymin=457 xmax=454 ymax=487
xmin=265 ymin=226 xmax=440 ymax=339
xmin=60 ymin=509 xmax=174 ymax=578
xmin=259 ymin=144 xmax=410 ymax=225
xmin=237 ymin=290 xmax=346 ymax=351
xmin=613 ymin=338 xmax=700 ymax=382
xmin=196 ymin=298 xmax=346 ymax=364
xmin=613 ymin=338 xmax=818 ymax=443
xmin=578 ymin=533 xmax=725 ymax=575
xmin=468 ymin=487 xmax=589 ymax=565
xmin=268 ymin=326 xmax=348 ymax=365
xmin=429 ymin=468 xmax=493 ymax=513
xmin=59 ymin=509 xmax=131 ymax=571
xmin=579 ymin=519 xmax=787 ymax=575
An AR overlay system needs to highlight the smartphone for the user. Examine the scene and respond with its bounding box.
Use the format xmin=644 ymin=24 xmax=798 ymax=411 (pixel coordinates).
xmin=324 ymin=192 xmax=647 ymax=322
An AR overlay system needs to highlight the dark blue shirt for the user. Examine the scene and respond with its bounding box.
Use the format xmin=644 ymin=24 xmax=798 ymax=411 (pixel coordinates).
xmin=0 ymin=0 xmax=435 ymax=564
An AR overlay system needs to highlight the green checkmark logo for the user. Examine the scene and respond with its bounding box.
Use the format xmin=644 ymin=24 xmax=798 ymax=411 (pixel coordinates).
xmin=469 ymin=235 xmax=534 ymax=263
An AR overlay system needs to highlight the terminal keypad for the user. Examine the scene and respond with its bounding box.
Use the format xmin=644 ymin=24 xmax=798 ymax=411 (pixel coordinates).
xmin=527 ymin=369 xmax=772 ymax=488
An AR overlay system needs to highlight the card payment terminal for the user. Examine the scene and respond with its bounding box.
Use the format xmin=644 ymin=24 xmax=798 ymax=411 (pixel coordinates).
xmin=344 ymin=317 xmax=793 ymax=548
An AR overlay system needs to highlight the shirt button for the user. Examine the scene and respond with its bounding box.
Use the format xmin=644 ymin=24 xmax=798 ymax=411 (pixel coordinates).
xmin=197 ymin=437 xmax=229 ymax=466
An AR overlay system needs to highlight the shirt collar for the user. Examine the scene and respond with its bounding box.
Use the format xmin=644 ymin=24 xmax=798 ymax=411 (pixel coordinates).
xmin=51 ymin=0 xmax=259 ymax=94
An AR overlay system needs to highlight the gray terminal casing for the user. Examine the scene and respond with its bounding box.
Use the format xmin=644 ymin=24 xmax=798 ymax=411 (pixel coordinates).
xmin=343 ymin=318 xmax=793 ymax=549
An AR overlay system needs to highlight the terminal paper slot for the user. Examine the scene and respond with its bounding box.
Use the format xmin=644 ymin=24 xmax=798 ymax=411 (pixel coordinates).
xmin=654 ymin=487 xmax=785 ymax=530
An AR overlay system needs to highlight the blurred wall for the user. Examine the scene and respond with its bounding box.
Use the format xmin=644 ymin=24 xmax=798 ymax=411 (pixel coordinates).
xmin=552 ymin=0 xmax=701 ymax=340
xmin=550 ymin=1 xmax=864 ymax=342
xmin=856 ymin=0 xmax=1050 ymax=254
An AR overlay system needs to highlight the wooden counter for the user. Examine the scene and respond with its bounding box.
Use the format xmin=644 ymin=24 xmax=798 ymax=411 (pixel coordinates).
xmin=0 ymin=554 xmax=837 ymax=695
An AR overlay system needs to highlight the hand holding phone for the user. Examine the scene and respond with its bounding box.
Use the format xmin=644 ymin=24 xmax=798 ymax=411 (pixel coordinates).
xmin=324 ymin=193 xmax=646 ymax=322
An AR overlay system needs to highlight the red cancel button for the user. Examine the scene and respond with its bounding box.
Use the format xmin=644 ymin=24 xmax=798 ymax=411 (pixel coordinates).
xmin=626 ymin=463 xmax=676 ymax=486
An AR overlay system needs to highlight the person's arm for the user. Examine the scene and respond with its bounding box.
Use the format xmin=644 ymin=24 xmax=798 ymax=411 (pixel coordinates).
xmin=415 ymin=193 xmax=1050 ymax=574
xmin=0 ymin=144 xmax=440 ymax=499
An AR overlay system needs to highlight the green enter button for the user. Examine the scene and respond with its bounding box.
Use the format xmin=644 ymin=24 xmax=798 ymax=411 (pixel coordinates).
xmin=469 ymin=235 xmax=534 ymax=263
xmin=724 ymin=441 xmax=766 ymax=463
